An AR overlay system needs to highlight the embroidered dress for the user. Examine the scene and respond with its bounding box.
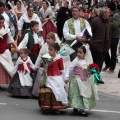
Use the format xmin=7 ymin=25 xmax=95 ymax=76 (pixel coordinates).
xmin=39 ymin=54 xmax=68 ymax=110
xmin=0 ymin=27 xmax=14 ymax=85
xmin=8 ymin=57 xmax=34 ymax=96
xmin=64 ymin=57 xmax=98 ymax=110
xmin=39 ymin=7 xmax=57 ymax=42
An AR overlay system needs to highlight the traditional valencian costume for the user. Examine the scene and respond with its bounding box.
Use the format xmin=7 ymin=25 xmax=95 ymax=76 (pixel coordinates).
xmin=18 ymin=31 xmax=44 ymax=64
xmin=0 ymin=26 xmax=14 ymax=85
xmin=39 ymin=1 xmax=57 ymax=42
xmin=8 ymin=56 xmax=35 ymax=97
xmin=64 ymin=45 xmax=98 ymax=111
xmin=18 ymin=13 xmax=43 ymax=32
xmin=32 ymin=33 xmax=61 ymax=97
xmin=38 ymin=53 xmax=69 ymax=110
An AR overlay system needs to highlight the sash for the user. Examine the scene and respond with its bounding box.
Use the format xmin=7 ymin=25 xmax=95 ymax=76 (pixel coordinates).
xmin=66 ymin=18 xmax=86 ymax=45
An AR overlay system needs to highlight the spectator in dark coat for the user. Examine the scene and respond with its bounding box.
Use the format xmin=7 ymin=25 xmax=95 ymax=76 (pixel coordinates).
xmin=56 ymin=0 xmax=72 ymax=40
xmin=89 ymin=7 xmax=111 ymax=71
xmin=103 ymin=2 xmax=120 ymax=73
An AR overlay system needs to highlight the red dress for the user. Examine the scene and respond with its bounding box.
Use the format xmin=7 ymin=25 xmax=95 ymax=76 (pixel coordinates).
xmin=42 ymin=20 xmax=57 ymax=42
xmin=0 ymin=34 xmax=12 ymax=84
xmin=40 ymin=7 xmax=57 ymax=42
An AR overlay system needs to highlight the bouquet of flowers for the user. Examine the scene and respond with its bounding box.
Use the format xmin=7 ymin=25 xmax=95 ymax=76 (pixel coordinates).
xmin=41 ymin=54 xmax=53 ymax=85
xmin=89 ymin=63 xmax=104 ymax=85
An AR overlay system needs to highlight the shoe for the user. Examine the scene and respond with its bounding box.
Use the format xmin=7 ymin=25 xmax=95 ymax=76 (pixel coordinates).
xmin=102 ymin=66 xmax=109 ymax=71
xmin=79 ymin=110 xmax=88 ymax=117
xmin=109 ymin=69 xmax=114 ymax=74
xmin=53 ymin=110 xmax=60 ymax=114
xmin=118 ymin=70 xmax=120 ymax=78
xmin=73 ymin=108 xmax=79 ymax=113
xmin=97 ymin=80 xmax=104 ymax=84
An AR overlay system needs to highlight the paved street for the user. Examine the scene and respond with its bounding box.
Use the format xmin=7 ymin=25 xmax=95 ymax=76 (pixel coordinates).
xmin=0 ymin=90 xmax=120 ymax=120
xmin=0 ymin=56 xmax=120 ymax=120
xmin=99 ymin=56 xmax=120 ymax=96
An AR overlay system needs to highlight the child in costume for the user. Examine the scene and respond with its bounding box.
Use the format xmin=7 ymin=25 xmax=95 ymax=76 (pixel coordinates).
xmin=18 ymin=21 xmax=44 ymax=64
xmin=39 ymin=43 xmax=69 ymax=113
xmin=64 ymin=45 xmax=99 ymax=117
xmin=32 ymin=32 xmax=61 ymax=97
xmin=8 ymin=48 xmax=35 ymax=97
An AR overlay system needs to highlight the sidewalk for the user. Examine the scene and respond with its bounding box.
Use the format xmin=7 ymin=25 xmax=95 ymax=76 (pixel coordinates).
xmin=98 ymin=56 xmax=120 ymax=96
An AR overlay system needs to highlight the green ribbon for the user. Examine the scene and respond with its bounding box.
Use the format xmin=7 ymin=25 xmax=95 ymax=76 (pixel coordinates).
xmin=89 ymin=68 xmax=102 ymax=85
xmin=58 ymin=48 xmax=67 ymax=56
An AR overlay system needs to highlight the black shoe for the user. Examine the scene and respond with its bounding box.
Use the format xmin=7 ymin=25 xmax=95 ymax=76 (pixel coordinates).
xmin=73 ymin=108 xmax=78 ymax=113
xmin=97 ymin=80 xmax=104 ymax=84
xmin=79 ymin=110 xmax=88 ymax=117
xmin=102 ymin=66 xmax=109 ymax=71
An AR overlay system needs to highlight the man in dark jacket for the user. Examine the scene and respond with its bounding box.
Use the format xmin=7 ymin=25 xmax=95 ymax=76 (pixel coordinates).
xmin=102 ymin=1 xmax=120 ymax=73
xmin=90 ymin=7 xmax=111 ymax=71
xmin=57 ymin=0 xmax=72 ymax=40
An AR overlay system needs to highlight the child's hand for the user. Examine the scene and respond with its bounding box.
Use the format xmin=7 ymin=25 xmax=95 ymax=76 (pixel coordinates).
xmin=33 ymin=67 xmax=38 ymax=71
xmin=65 ymin=80 xmax=69 ymax=84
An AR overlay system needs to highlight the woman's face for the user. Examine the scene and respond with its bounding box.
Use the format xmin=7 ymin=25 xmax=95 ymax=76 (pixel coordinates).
xmin=27 ymin=8 xmax=34 ymax=17
xmin=16 ymin=2 xmax=21 ymax=8
xmin=11 ymin=1 xmax=15 ymax=6
xmin=90 ymin=10 xmax=97 ymax=18
xmin=42 ymin=1 xmax=48 ymax=9
xmin=23 ymin=1 xmax=27 ymax=6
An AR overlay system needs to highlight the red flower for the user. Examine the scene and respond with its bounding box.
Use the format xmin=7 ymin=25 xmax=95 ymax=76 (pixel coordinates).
xmin=89 ymin=63 xmax=99 ymax=71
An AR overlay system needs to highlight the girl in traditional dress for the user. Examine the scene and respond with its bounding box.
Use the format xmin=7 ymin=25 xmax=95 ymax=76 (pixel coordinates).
xmin=64 ymin=45 xmax=98 ymax=117
xmin=32 ymin=32 xmax=61 ymax=97
xmin=0 ymin=15 xmax=17 ymax=89
xmin=39 ymin=0 xmax=57 ymax=42
xmin=39 ymin=43 xmax=69 ymax=112
xmin=8 ymin=48 xmax=35 ymax=97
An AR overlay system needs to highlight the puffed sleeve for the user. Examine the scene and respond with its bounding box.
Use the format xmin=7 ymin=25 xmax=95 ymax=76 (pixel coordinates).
xmin=18 ymin=14 xmax=25 ymax=30
xmin=7 ymin=29 xmax=14 ymax=44
xmin=64 ymin=63 xmax=75 ymax=80
xmin=18 ymin=33 xmax=29 ymax=50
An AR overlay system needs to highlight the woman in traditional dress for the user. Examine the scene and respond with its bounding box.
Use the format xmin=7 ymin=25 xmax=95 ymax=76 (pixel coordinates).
xmin=0 ymin=15 xmax=18 ymax=88
xmin=39 ymin=0 xmax=57 ymax=42
xmin=13 ymin=0 xmax=27 ymax=20
xmin=18 ymin=6 xmax=42 ymax=38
